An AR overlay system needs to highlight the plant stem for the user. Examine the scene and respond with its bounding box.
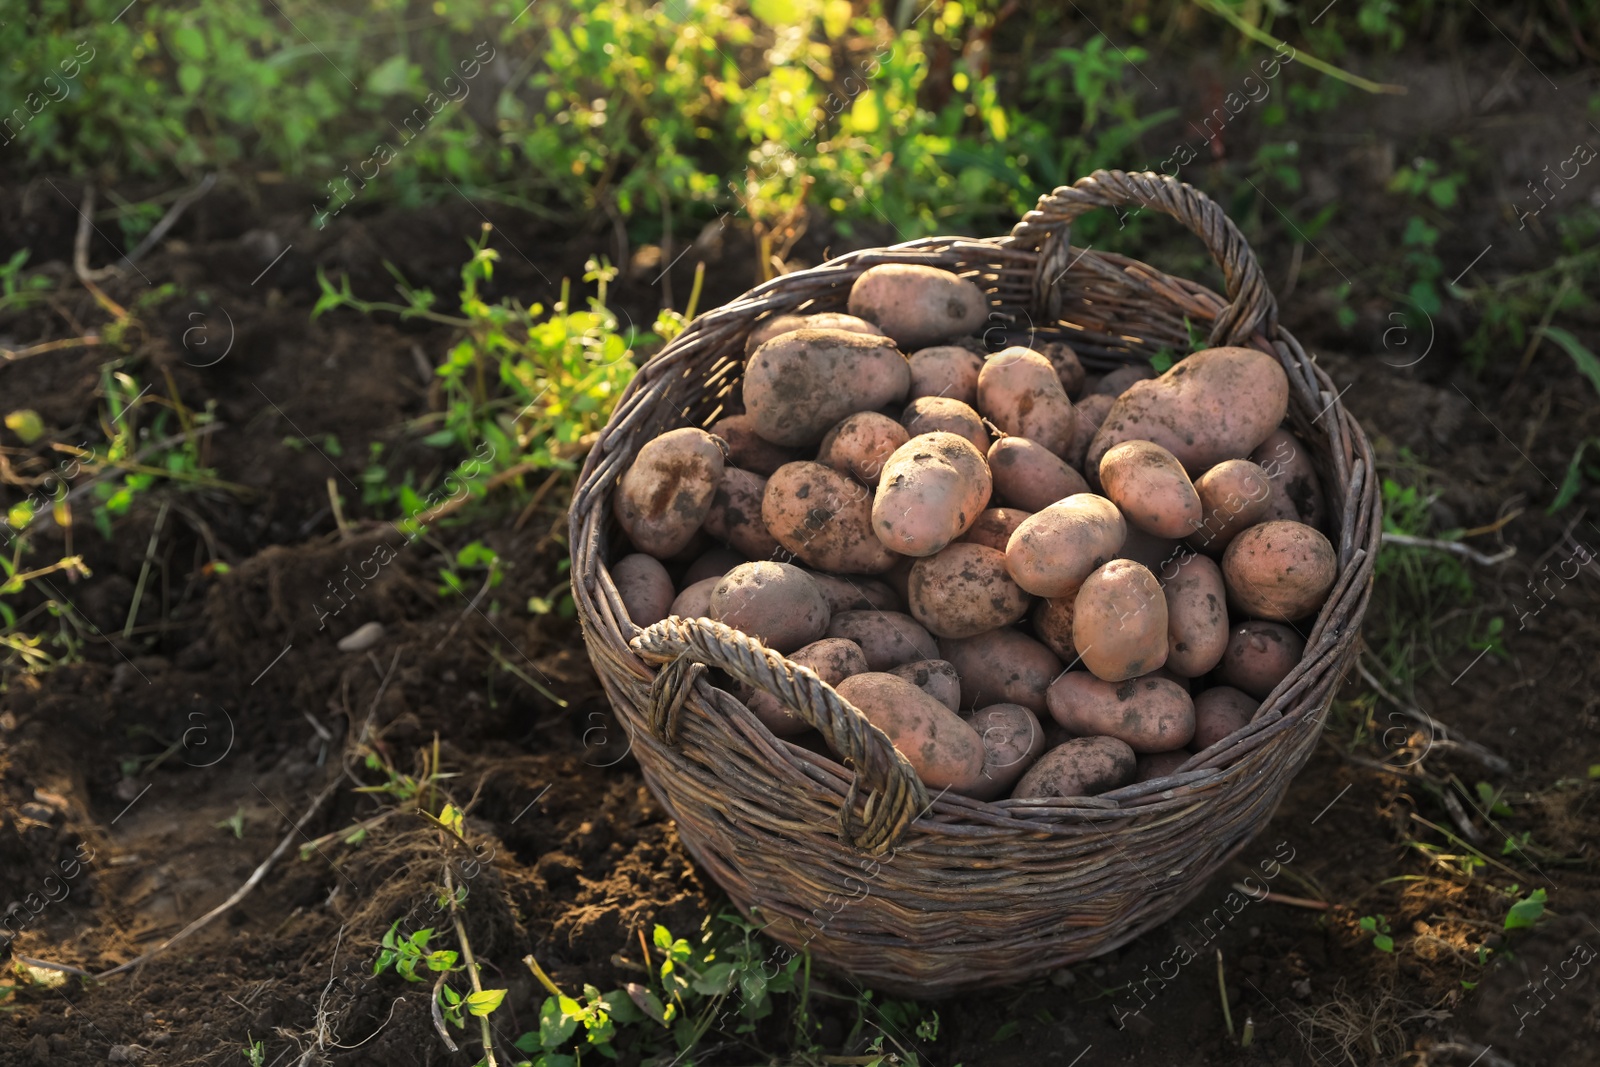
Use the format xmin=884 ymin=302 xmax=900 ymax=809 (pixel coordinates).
xmin=1192 ymin=0 xmax=1408 ymax=94
xmin=445 ymin=865 xmax=497 ymax=1067
xmin=1216 ymin=949 xmax=1235 ymax=1039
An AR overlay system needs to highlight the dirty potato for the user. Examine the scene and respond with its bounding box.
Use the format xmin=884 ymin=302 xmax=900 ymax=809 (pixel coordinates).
xmin=1222 ymin=520 xmax=1337 ymax=621
xmin=938 ymin=627 xmax=1062 ymax=713
xmin=988 ymin=436 xmax=1090 ymax=512
xmin=907 ymin=543 xmax=1032 ymax=639
xmin=1011 ymin=736 xmax=1137 ymax=799
xmin=1072 ymin=559 xmax=1169 ymax=681
xmin=1216 ymin=621 xmax=1306 ymax=699
xmin=957 ymin=507 xmax=1033 ymax=551
xmin=1192 ymin=686 xmax=1259 ymax=751
xmin=611 ymin=553 xmax=675 ymax=628
xmin=1251 ymin=429 xmax=1328 ymax=531
xmin=709 ymin=561 xmax=830 ymax=653
xmin=872 ymin=432 xmax=993 ymax=557
xmin=745 ymin=329 xmax=911 ymax=447
xmin=826 ymin=610 xmax=940 ymax=671
xmin=1162 ymin=552 xmax=1229 ymax=678
xmin=959 ymin=703 xmax=1048 ymax=800
xmin=901 ymin=396 xmax=990 ymax=454
xmin=817 ymin=411 xmax=910 ymax=487
xmin=976 ymin=347 xmax=1078 ymax=457
xmin=746 ymin=637 xmax=869 ymax=736
xmin=1187 ymin=458 xmax=1274 ymax=553
xmin=763 ymin=461 xmax=898 ymax=574
xmin=1099 ymin=440 xmax=1203 ymax=539
xmin=889 ymin=658 xmax=962 ymax=711
xmin=613 ymin=427 xmax=725 ymax=558
xmin=712 ymin=414 xmax=805 ymax=477
xmin=1004 ymin=494 xmax=1126 ymax=597
xmin=835 ymin=672 xmax=987 ymax=790
xmin=847 ymin=264 xmax=990 ymax=349
xmin=702 ymin=467 xmax=781 ymax=560
xmin=1045 ymin=672 xmax=1195 ymax=753
xmin=743 ymin=311 xmax=885 ymax=356
xmin=908 ymin=345 xmax=985 ymax=406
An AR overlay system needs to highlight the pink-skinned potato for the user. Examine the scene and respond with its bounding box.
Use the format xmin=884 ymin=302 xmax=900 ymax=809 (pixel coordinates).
xmin=1005 ymin=494 xmax=1126 ymax=597
xmin=1192 ymin=686 xmax=1259 ymax=751
xmin=902 ymin=396 xmax=989 ymax=454
xmin=1073 ymin=560 xmax=1168 ymax=681
xmin=744 ymin=311 xmax=885 ymax=357
xmin=889 ymin=659 xmax=962 ymax=711
xmin=1134 ymin=750 xmax=1192 ymax=783
xmin=939 ymin=628 xmax=1061 ymax=713
xmin=763 ymin=461 xmax=898 ymax=574
xmin=959 ymin=703 xmax=1047 ymax=800
xmin=1087 ymin=346 xmax=1290 ymax=475
xmin=908 ymin=345 xmax=984 ymax=406
xmin=907 ymin=542 xmax=1032 ymax=639
xmin=957 ymin=507 xmax=1032 ymax=551
xmin=669 ymin=576 xmax=720 ymax=619
xmin=1011 ymin=736 xmax=1136 ymax=799
xmin=1034 ymin=341 xmax=1086 ymax=398
xmin=1251 ymin=429 xmax=1328 ymax=531
xmin=702 ymin=467 xmax=782 ymax=560
xmin=988 ymin=436 xmax=1090 ymax=512
xmin=847 ymin=264 xmax=989 ymax=350
xmin=746 ymin=638 xmax=869 ymax=736
xmin=826 ymin=610 xmax=940 ymax=671
xmin=872 ymin=432 xmax=992 ymax=558
xmin=1222 ymin=520 xmax=1337 ymax=621
xmin=1092 ymin=363 xmax=1156 ymax=397
xmin=611 ymin=553 xmax=675 ymax=628
xmin=709 ymin=562 xmax=830 ymax=654
xmin=1216 ymin=621 xmax=1306 ymax=699
xmin=1188 ymin=458 xmax=1273 ymax=553
xmin=835 ymin=672 xmax=986 ymax=790
xmin=744 ymin=329 xmax=911 ymax=447
xmin=1099 ymin=440 xmax=1203 ymax=539
xmin=1031 ymin=594 xmax=1078 ymax=662
xmin=613 ymin=427 xmax=726 ymax=558
xmin=712 ymin=414 xmax=805 ymax=477
xmin=817 ymin=412 xmax=910 ymax=487
xmin=682 ymin=546 xmax=747 ymax=587
xmin=1067 ymin=393 xmax=1114 ymax=472
xmin=1121 ymin=525 xmax=1184 ymax=579
xmin=1162 ymin=552 xmax=1229 ymax=678
xmin=1046 ymin=672 xmax=1195 ymax=754
xmin=803 ymin=571 xmax=901 ymax=615
xmin=976 ymin=347 xmax=1077 ymax=457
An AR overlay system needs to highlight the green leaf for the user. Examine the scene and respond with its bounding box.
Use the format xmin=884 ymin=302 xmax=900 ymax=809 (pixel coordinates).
xmin=749 ymin=0 xmax=815 ymax=27
xmin=1505 ymin=888 xmax=1548 ymax=930
xmin=410 ymin=928 xmax=434 ymax=948
xmin=426 ymin=950 xmax=459 ymax=972
xmin=652 ymin=925 xmax=672 ymax=952
xmin=540 ymin=996 xmax=579 ymax=1046
xmin=172 ymin=24 xmax=208 ymax=60
xmin=368 ymin=54 xmax=413 ymax=96
xmin=691 ymin=961 xmax=737 ymax=996
xmin=1540 ymin=326 xmax=1600 ymax=399
xmin=1149 ymin=352 xmax=1173 ymax=374
xmin=177 ymin=63 xmax=204 ymax=95
xmin=467 ymin=988 xmax=508 ymax=1017
xmin=514 ymin=1032 xmax=540 ymax=1053
xmin=1548 ymin=440 xmax=1596 ymax=514
xmin=5 ymin=410 xmax=45 ymax=444
xmin=1373 ymin=933 xmax=1395 ymax=952
xmin=423 ymin=429 xmax=457 ymax=448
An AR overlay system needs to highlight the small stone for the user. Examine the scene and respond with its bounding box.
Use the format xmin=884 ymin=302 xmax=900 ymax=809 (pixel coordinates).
xmin=108 ymin=1045 xmax=147 ymax=1063
xmin=337 ymin=621 xmax=385 ymax=653
xmin=1292 ymin=978 xmax=1312 ymax=999
xmin=1049 ymin=968 xmax=1077 ymax=988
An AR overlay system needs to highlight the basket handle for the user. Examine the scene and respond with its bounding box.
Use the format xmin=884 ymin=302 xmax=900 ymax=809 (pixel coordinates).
xmin=630 ymin=616 xmax=930 ymax=855
xmin=1009 ymin=169 xmax=1278 ymax=347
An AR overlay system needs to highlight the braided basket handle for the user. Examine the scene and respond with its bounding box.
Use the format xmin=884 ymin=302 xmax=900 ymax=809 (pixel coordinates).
xmin=630 ymin=616 xmax=931 ymax=855
xmin=1008 ymin=169 xmax=1278 ymax=347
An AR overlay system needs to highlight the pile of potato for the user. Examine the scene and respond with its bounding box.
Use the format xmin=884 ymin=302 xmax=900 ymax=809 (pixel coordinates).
xmin=609 ymin=263 xmax=1334 ymax=802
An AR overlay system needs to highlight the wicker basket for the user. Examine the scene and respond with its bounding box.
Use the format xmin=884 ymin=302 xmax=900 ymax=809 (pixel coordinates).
xmin=570 ymin=170 xmax=1379 ymax=995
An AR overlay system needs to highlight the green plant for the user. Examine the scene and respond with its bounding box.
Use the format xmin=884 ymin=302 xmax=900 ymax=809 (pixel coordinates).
xmin=241 ymin=1037 xmax=265 ymax=1066
xmin=1358 ymin=914 xmax=1395 ymax=952
xmin=0 ymin=250 xmax=54 ymax=315
xmin=1503 ymin=887 xmax=1548 ymax=930
xmin=438 ymin=540 xmax=504 ymax=603
xmin=217 ymin=805 xmax=246 ymax=839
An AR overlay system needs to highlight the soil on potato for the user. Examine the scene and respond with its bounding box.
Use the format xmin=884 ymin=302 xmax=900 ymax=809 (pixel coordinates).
xmin=4 ymin=57 xmax=1600 ymax=1067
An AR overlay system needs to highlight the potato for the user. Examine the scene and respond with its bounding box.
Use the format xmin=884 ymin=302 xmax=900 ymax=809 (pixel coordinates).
xmin=1162 ymin=553 xmax=1229 ymax=678
xmin=1004 ymin=494 xmax=1126 ymax=597
xmin=1192 ymin=686 xmax=1259 ymax=750
xmin=702 ymin=467 xmax=781 ymax=560
xmin=1067 ymin=393 xmax=1114 ymax=471
xmin=1216 ymin=621 xmax=1306 ymax=699
xmin=988 ymin=436 xmax=1090 ymax=512
xmin=847 ymin=264 xmax=989 ymax=350
xmin=682 ymin=546 xmax=747 ymax=587
xmin=709 ymin=562 xmax=830 ymax=653
xmin=669 ymin=576 xmax=720 ymax=619
xmin=1030 ymin=595 xmax=1078 ymax=662
xmin=883 ymin=554 xmax=916 ymax=604
xmin=872 ymin=432 xmax=992 ymax=557
xmin=1251 ymin=429 xmax=1328 ymax=531
xmin=1092 ymin=363 xmax=1156 ymax=396
xmin=1134 ymin=751 xmax=1191 ymax=783
xmin=1045 ymin=672 xmax=1195 ymax=753
xmin=901 ymin=396 xmax=989 ymax=454
xmin=835 ymin=672 xmax=986 ymax=790
xmin=939 ymin=628 xmax=1062 ymax=713
xmin=888 ymin=659 xmax=962 ymax=711
xmin=614 ymin=427 xmax=726 ymax=557
xmin=744 ymin=311 xmax=885 ymax=356
xmin=908 ymin=345 xmax=984 ymax=406
xmin=612 ymin=554 xmax=675 ymax=628
xmin=815 ymin=411 xmax=909 ymax=488
xmin=746 ymin=638 xmax=869 ymax=736
xmin=957 ymin=507 xmax=1032 ymax=551
xmin=1034 ymin=341 xmax=1086 ymax=398
xmin=976 ymin=347 xmax=1077 ymax=457
xmin=712 ymin=414 xmax=804 ymax=477
xmin=1122 ymin=526 xmax=1184 ymax=579
xmin=1099 ymin=440 xmax=1203 ymax=540
xmin=959 ymin=703 xmax=1047 ymax=800
xmin=763 ymin=461 xmax=898 ymax=574
xmin=745 ymin=329 xmax=911 ymax=447
xmin=1222 ymin=520 xmax=1337 ymax=621
xmin=826 ymin=610 xmax=939 ymax=670
xmin=1186 ymin=458 xmax=1273 ymax=554
xmin=1088 ymin=346 xmax=1290 ymax=475
xmin=1011 ymin=736 xmax=1136 ymax=799
xmin=804 ymin=571 xmax=901 ymax=615
xmin=907 ymin=543 xmax=1032 ymax=639
xmin=1073 ymin=560 xmax=1168 ymax=681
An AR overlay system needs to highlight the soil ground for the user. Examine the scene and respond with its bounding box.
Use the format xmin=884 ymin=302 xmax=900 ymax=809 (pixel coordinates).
xmin=2 ymin=35 xmax=1599 ymax=1067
